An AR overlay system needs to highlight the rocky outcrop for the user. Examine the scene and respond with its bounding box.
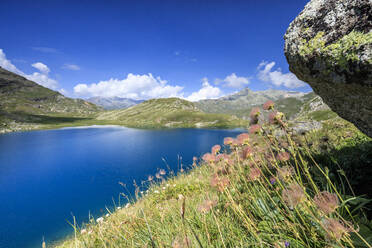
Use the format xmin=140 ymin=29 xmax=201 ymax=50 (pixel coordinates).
xmin=284 ymin=0 xmax=372 ymax=137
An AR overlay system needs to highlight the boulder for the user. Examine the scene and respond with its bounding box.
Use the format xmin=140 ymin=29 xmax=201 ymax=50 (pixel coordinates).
xmin=284 ymin=0 xmax=372 ymax=137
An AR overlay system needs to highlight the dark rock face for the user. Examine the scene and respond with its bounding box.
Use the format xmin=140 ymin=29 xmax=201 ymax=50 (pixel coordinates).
xmin=284 ymin=0 xmax=372 ymax=137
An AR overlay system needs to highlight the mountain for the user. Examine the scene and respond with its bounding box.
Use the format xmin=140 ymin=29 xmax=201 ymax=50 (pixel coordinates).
xmin=0 ymin=67 xmax=101 ymax=133
xmin=97 ymin=97 xmax=247 ymax=128
xmin=195 ymin=88 xmax=306 ymax=114
xmin=195 ymin=88 xmax=308 ymax=119
xmin=87 ymin=96 xmax=144 ymax=110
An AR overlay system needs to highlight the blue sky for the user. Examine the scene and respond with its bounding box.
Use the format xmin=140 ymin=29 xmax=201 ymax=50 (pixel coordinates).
xmin=0 ymin=0 xmax=311 ymax=100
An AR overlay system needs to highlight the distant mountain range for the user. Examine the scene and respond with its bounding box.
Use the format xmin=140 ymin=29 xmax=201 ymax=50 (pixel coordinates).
xmin=87 ymin=96 xmax=144 ymax=110
xmin=195 ymin=88 xmax=308 ymax=118
xmin=0 ymin=66 xmax=335 ymax=133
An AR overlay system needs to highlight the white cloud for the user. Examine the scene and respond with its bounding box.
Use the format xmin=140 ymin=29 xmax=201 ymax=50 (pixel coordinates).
xmin=0 ymin=49 xmax=24 ymax=75
xmin=74 ymin=73 xmax=184 ymax=100
xmin=32 ymin=62 xmax=50 ymax=74
xmin=62 ymin=64 xmax=80 ymax=71
xmin=257 ymin=61 xmax=306 ymax=88
xmin=0 ymin=48 xmax=59 ymax=90
xmin=186 ymin=78 xmax=223 ymax=102
xmin=26 ymin=72 xmax=59 ymax=90
xmin=219 ymin=73 xmax=250 ymax=88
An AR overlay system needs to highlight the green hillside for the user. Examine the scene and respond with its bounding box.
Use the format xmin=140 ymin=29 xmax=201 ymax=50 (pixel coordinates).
xmin=0 ymin=67 xmax=101 ymax=133
xmin=97 ymin=98 xmax=248 ymax=128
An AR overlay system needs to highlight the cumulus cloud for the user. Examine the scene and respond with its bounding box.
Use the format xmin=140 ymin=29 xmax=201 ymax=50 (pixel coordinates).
xmin=186 ymin=78 xmax=223 ymax=102
xmin=74 ymin=73 xmax=184 ymax=100
xmin=62 ymin=64 xmax=80 ymax=71
xmin=0 ymin=48 xmax=59 ymax=90
xmin=26 ymin=72 xmax=59 ymax=90
xmin=32 ymin=62 xmax=50 ymax=74
xmin=216 ymin=73 xmax=250 ymax=89
xmin=257 ymin=61 xmax=306 ymax=88
xmin=0 ymin=49 xmax=24 ymax=75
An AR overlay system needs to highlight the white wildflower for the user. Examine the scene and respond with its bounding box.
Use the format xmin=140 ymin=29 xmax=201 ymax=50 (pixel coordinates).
xmin=96 ymin=217 xmax=104 ymax=223
xmin=81 ymin=229 xmax=87 ymax=234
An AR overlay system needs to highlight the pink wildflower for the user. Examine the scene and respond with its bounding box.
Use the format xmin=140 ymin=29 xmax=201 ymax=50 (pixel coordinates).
xmin=247 ymin=167 xmax=261 ymax=181
xmin=263 ymin=100 xmax=275 ymax=110
xmin=211 ymin=144 xmax=221 ymax=155
xmin=314 ymin=191 xmax=339 ymax=215
xmin=277 ymin=151 xmax=290 ymax=162
xmin=282 ymin=183 xmax=306 ymax=208
xmin=223 ymin=137 xmax=234 ymax=145
xmin=249 ymin=124 xmax=261 ymax=134
xmin=237 ymin=133 xmax=250 ymax=145
xmin=202 ymin=153 xmax=216 ymax=164
xmin=250 ymin=107 xmax=261 ymax=118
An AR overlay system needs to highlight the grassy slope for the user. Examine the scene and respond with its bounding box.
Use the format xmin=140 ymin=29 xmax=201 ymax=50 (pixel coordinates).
xmin=0 ymin=67 xmax=102 ymax=133
xmin=55 ymin=112 xmax=372 ymax=248
xmin=96 ymin=98 xmax=248 ymax=129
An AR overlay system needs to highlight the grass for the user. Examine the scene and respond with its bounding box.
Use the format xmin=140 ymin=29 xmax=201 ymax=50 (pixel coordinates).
xmin=96 ymin=98 xmax=248 ymax=129
xmin=54 ymin=102 xmax=372 ymax=248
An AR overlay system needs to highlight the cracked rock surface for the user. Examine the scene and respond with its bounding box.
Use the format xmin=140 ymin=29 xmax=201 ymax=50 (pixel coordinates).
xmin=284 ymin=0 xmax=372 ymax=137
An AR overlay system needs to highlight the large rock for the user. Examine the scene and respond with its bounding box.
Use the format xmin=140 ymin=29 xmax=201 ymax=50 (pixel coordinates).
xmin=284 ymin=0 xmax=372 ymax=137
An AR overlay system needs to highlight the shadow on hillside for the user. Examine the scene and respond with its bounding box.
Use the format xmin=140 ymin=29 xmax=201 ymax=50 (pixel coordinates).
xmin=9 ymin=111 xmax=92 ymax=125
xmin=311 ymin=138 xmax=372 ymax=216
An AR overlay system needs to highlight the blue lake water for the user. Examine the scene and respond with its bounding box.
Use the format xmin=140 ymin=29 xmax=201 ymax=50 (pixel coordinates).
xmin=0 ymin=126 xmax=243 ymax=248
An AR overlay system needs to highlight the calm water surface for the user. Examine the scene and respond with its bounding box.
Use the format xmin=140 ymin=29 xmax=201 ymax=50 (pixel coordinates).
xmin=0 ymin=126 xmax=242 ymax=248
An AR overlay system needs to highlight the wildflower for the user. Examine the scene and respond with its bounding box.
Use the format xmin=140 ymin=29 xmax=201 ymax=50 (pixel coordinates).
xmin=282 ymin=183 xmax=305 ymax=208
xmin=277 ymin=151 xmax=290 ymax=162
xmin=250 ymin=107 xmax=261 ymax=118
xmin=202 ymin=153 xmax=216 ymax=163
xmin=263 ymin=100 xmax=275 ymax=110
xmin=81 ymin=229 xmax=87 ymax=234
xmin=215 ymin=165 xmax=229 ymax=175
xmin=96 ymin=217 xmax=104 ymax=223
xmin=241 ymin=146 xmax=253 ymax=159
xmin=105 ymin=213 xmax=110 ymax=217
xmin=270 ymin=177 xmax=276 ymax=185
xmin=237 ymin=133 xmax=250 ymax=145
xmin=198 ymin=198 xmax=218 ymax=214
xmin=117 ymin=207 xmax=121 ymax=210
xmin=314 ymin=191 xmax=339 ymax=215
xmin=172 ymin=237 xmax=190 ymax=248
xmin=285 ymin=241 xmax=290 ymax=247
xmin=269 ymin=111 xmax=284 ymax=125
xmin=148 ymin=175 xmax=154 ymax=181
xmin=162 ymin=187 xmax=166 ymax=190
xmin=88 ymin=230 xmax=93 ymax=235
xmin=210 ymin=174 xmax=230 ymax=192
xmin=159 ymin=169 xmax=166 ymax=175
xmin=155 ymin=173 xmax=162 ymax=179
xmin=323 ymin=218 xmax=353 ymax=241
xmin=249 ymin=124 xmax=261 ymax=134
xmin=154 ymin=190 xmax=160 ymax=194
xmin=247 ymin=167 xmax=261 ymax=181
xmin=223 ymin=137 xmax=234 ymax=145
xmin=277 ymin=166 xmax=294 ymax=181
xmin=211 ymin=144 xmax=221 ymax=155
xmin=125 ymin=203 xmax=130 ymax=208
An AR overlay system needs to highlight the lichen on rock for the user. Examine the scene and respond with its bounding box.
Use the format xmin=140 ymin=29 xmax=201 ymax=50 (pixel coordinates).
xmin=284 ymin=0 xmax=372 ymax=137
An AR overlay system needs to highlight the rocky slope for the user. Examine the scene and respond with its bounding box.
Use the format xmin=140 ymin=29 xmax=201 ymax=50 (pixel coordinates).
xmin=196 ymin=88 xmax=305 ymax=116
xmin=97 ymin=98 xmax=247 ymax=128
xmin=87 ymin=96 xmax=144 ymax=110
xmin=0 ymin=67 xmax=101 ymax=133
xmin=284 ymin=0 xmax=372 ymax=137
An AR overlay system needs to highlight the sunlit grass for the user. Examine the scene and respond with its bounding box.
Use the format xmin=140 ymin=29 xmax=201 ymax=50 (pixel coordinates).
xmin=55 ymin=102 xmax=372 ymax=248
